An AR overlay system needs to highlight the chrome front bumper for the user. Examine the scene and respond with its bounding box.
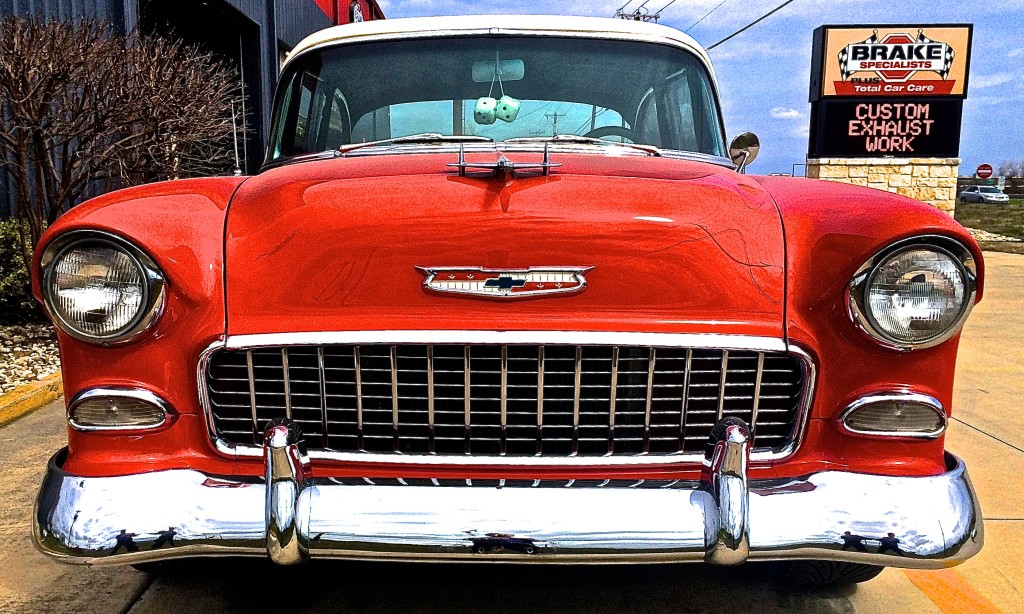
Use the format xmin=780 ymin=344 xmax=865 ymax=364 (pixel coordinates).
xmin=33 ymin=419 xmax=983 ymax=569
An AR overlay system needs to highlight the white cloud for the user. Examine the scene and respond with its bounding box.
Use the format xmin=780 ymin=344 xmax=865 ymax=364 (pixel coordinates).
xmin=770 ymin=107 xmax=805 ymax=120
xmin=1008 ymin=48 xmax=1024 ymax=58
xmin=972 ymin=73 xmax=1016 ymax=89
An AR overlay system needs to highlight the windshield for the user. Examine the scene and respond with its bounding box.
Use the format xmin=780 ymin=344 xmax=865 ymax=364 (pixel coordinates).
xmin=268 ymin=36 xmax=726 ymax=162
xmin=979 ymin=187 xmax=1001 ymax=193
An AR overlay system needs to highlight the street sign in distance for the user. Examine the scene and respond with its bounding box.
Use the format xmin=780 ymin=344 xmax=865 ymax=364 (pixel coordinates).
xmin=976 ymin=163 xmax=993 ymax=179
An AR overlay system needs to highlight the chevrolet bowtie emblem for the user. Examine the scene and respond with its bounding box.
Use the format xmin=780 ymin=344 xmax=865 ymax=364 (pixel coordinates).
xmin=415 ymin=266 xmax=594 ymax=299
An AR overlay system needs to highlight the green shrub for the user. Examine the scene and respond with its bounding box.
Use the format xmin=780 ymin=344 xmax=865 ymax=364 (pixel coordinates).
xmin=0 ymin=218 xmax=42 ymax=324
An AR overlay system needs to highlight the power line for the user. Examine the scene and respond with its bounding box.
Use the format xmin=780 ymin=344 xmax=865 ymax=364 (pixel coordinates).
xmin=685 ymin=0 xmax=730 ymax=33
xmin=655 ymin=0 xmax=679 ymax=14
xmin=706 ymin=0 xmax=799 ymax=50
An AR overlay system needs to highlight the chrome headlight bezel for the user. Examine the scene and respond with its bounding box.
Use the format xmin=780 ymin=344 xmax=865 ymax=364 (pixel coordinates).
xmin=848 ymin=237 xmax=977 ymax=351
xmin=40 ymin=231 xmax=166 ymax=345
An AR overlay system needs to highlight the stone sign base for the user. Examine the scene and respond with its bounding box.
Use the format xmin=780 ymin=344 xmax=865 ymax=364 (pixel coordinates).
xmin=805 ymin=158 xmax=960 ymax=214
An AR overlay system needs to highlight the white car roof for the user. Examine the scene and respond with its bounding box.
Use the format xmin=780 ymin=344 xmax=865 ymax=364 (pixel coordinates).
xmin=285 ymin=15 xmax=717 ymax=83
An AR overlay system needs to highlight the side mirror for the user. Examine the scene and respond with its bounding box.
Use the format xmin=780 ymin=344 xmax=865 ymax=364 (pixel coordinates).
xmin=729 ymin=132 xmax=760 ymax=173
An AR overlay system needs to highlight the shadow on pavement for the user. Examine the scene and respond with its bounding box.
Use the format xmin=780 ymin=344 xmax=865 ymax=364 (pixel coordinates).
xmin=136 ymin=558 xmax=858 ymax=613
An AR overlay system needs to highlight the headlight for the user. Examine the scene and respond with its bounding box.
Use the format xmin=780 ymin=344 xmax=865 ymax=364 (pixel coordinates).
xmin=42 ymin=233 xmax=165 ymax=343
xmin=849 ymin=239 xmax=977 ymax=350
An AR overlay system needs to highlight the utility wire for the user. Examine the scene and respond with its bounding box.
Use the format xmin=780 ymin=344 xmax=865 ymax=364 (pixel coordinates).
xmin=685 ymin=0 xmax=730 ymax=33
xmin=655 ymin=0 xmax=679 ymax=16
xmin=616 ymin=0 xmax=636 ymax=12
xmin=707 ymin=0 xmax=799 ymax=50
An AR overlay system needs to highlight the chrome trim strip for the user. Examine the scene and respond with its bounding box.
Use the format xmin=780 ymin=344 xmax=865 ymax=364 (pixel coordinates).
xmin=201 ymin=332 xmax=811 ymax=467
xmin=67 ymin=388 xmax=172 ymax=432
xmin=839 ymin=392 xmax=947 ymax=439
xmin=225 ymin=331 xmax=787 ymax=353
xmin=848 ymin=236 xmax=979 ymax=352
xmin=34 ymin=448 xmax=983 ymax=569
xmin=751 ymin=353 xmax=764 ymax=441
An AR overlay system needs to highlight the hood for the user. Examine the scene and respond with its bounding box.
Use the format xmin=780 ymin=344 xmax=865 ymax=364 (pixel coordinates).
xmin=224 ymin=151 xmax=785 ymax=339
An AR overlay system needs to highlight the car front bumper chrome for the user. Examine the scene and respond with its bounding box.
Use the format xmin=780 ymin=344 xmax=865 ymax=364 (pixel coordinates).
xmin=33 ymin=418 xmax=983 ymax=569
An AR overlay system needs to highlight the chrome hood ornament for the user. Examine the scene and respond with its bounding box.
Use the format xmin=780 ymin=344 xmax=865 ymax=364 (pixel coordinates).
xmin=416 ymin=266 xmax=593 ymax=299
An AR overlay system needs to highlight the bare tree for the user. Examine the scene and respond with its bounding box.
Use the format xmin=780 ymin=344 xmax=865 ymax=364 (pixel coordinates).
xmin=997 ymin=160 xmax=1024 ymax=178
xmin=0 ymin=17 xmax=243 ymax=264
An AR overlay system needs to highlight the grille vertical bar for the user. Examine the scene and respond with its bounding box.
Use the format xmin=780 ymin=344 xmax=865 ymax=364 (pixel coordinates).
xmin=354 ymin=346 xmax=363 ymax=449
xmin=317 ymin=347 xmax=328 ymax=448
xmin=536 ymin=346 xmax=544 ymax=456
xmin=643 ymin=347 xmax=655 ymax=453
xmin=608 ymin=346 xmax=619 ymax=455
xmin=206 ymin=343 xmax=806 ymax=459
xmin=282 ymin=349 xmax=292 ymax=420
xmin=678 ymin=349 xmax=692 ymax=453
xmin=427 ymin=345 xmax=435 ymax=454
xmin=572 ymin=345 xmax=582 ymax=456
xmin=500 ymin=345 xmax=508 ymax=456
xmin=751 ymin=352 xmax=764 ymax=439
xmin=390 ymin=345 xmax=399 ymax=452
xmin=246 ymin=350 xmax=258 ymax=445
xmin=463 ymin=346 xmax=471 ymax=455
xmin=716 ymin=350 xmax=729 ymax=422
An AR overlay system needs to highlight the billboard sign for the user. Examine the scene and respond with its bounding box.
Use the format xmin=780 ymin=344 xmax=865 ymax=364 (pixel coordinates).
xmin=810 ymin=25 xmax=973 ymax=100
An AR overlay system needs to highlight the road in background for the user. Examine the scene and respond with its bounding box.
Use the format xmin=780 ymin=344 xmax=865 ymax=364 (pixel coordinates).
xmin=1 ymin=253 xmax=1020 ymax=613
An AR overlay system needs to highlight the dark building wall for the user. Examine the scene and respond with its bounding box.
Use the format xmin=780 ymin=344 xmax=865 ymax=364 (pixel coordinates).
xmin=0 ymin=0 xmax=128 ymax=29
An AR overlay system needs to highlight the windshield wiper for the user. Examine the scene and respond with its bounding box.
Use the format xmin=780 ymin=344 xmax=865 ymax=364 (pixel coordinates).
xmin=502 ymin=134 xmax=661 ymax=156
xmin=337 ymin=133 xmax=493 ymax=155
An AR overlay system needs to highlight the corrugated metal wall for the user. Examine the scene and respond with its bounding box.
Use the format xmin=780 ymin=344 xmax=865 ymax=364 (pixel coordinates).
xmin=0 ymin=0 xmax=127 ymax=29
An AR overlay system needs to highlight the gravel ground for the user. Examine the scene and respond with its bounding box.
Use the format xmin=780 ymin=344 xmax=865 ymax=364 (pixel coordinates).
xmin=967 ymin=227 xmax=1023 ymax=242
xmin=0 ymin=324 xmax=60 ymax=395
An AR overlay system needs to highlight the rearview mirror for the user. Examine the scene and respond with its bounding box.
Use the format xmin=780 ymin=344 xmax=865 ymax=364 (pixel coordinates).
xmin=472 ymin=59 xmax=525 ymax=83
xmin=729 ymin=132 xmax=760 ymax=173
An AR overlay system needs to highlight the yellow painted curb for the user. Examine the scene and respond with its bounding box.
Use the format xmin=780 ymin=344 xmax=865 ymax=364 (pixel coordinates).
xmin=0 ymin=373 xmax=63 ymax=428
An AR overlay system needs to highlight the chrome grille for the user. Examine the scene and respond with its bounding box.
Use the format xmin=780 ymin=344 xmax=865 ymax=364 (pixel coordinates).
xmin=205 ymin=344 xmax=806 ymax=457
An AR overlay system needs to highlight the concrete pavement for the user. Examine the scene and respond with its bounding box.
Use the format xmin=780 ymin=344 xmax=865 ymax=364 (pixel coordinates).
xmin=1 ymin=252 xmax=1021 ymax=613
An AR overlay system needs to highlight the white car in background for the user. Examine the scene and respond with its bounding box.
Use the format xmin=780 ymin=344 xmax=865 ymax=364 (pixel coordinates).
xmin=960 ymin=185 xmax=1010 ymax=204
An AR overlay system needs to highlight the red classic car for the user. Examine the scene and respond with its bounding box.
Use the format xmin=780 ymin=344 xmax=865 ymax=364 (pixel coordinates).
xmin=32 ymin=16 xmax=983 ymax=585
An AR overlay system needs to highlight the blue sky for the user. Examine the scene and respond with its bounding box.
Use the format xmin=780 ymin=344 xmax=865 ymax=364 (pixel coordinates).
xmin=375 ymin=0 xmax=1024 ymax=175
